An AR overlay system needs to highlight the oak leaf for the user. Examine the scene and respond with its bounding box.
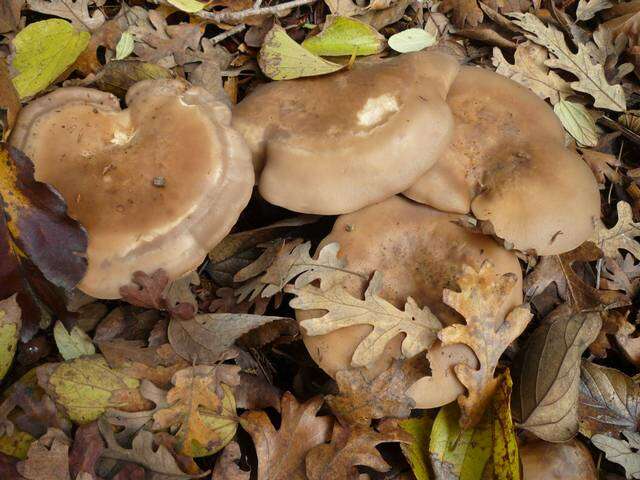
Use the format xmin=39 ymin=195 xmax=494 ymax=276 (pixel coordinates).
xmin=326 ymin=358 xmax=422 ymax=426
xmin=590 ymin=201 xmax=640 ymax=261
xmin=68 ymin=422 xmax=104 ymax=480
xmin=511 ymin=12 xmax=626 ymax=111
xmin=240 ymin=392 xmax=332 ymax=480
xmin=439 ymin=262 xmax=532 ymax=428
xmin=213 ymin=442 xmax=249 ymax=480
xmin=512 ymin=305 xmax=601 ymax=441
xmin=305 ymin=423 xmax=411 ymax=480
xmin=440 ymin=0 xmax=483 ymax=28
xmin=17 ymin=428 xmax=70 ymax=480
xmin=151 ymin=365 xmax=240 ymax=457
xmin=592 ymin=431 xmax=640 ymax=479
xmin=120 ymin=270 xmax=195 ymax=319
xmin=26 ymin=0 xmax=105 ymax=30
xmin=577 ymin=0 xmax=612 ymax=20
xmin=291 ymin=271 xmax=441 ymax=367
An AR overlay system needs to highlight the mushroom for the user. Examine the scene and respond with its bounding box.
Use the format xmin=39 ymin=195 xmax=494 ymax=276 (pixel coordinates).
xmin=519 ymin=439 xmax=597 ymax=480
xmin=297 ymin=195 xmax=522 ymax=408
xmin=10 ymin=79 xmax=254 ymax=299
xmin=232 ymin=51 xmax=460 ymax=214
xmin=404 ymin=66 xmax=600 ymax=255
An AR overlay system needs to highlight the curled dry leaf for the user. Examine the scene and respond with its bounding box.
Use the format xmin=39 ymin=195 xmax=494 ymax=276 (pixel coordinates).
xmin=579 ymin=360 xmax=640 ymax=437
xmin=326 ymin=358 xmax=423 ymax=426
xmin=0 ymin=144 xmax=87 ymax=341
xmin=151 ymin=365 xmax=240 ymax=457
xmin=305 ymin=423 xmax=411 ymax=480
xmin=68 ymin=422 xmax=104 ymax=480
xmin=17 ymin=428 xmax=70 ymax=480
xmin=439 ymin=262 xmax=532 ymax=428
xmin=592 ymin=431 xmax=640 ymax=479
xmin=240 ymin=392 xmax=332 ymax=480
xmin=292 ymin=271 xmax=442 ymax=368
xmin=512 ymin=305 xmax=602 ymax=442
xmin=213 ymin=442 xmax=249 ymax=480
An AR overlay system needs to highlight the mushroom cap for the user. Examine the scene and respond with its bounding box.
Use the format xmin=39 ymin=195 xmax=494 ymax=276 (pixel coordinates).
xmin=10 ymin=80 xmax=254 ymax=298
xmin=404 ymin=66 xmax=600 ymax=255
xmin=297 ymin=196 xmax=522 ymax=407
xmin=520 ymin=439 xmax=597 ymax=480
xmin=232 ymin=52 xmax=460 ymax=214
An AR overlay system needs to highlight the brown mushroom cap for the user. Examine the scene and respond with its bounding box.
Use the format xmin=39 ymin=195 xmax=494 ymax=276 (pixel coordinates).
xmin=520 ymin=439 xmax=597 ymax=480
xmin=232 ymin=52 xmax=460 ymax=214
xmin=10 ymin=80 xmax=254 ymax=299
xmin=297 ymin=195 xmax=522 ymax=408
xmin=404 ymin=66 xmax=600 ymax=255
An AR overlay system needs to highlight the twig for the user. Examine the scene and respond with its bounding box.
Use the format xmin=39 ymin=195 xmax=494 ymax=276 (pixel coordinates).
xmin=598 ymin=116 xmax=640 ymax=148
xmin=211 ymin=23 xmax=247 ymax=44
xmin=196 ymin=0 xmax=317 ymax=22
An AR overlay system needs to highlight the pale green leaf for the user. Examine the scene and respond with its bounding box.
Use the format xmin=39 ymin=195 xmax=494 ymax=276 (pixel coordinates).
xmin=11 ymin=19 xmax=90 ymax=98
xmin=258 ymin=25 xmax=344 ymax=80
xmin=302 ymin=15 xmax=385 ymax=57
xmin=399 ymin=416 xmax=432 ymax=480
xmin=115 ymin=32 xmax=135 ymax=61
xmin=166 ymin=0 xmax=205 ymax=13
xmin=53 ymin=321 xmax=95 ymax=361
xmin=388 ymin=28 xmax=436 ymax=53
xmin=554 ymin=100 xmax=599 ymax=147
xmin=0 ymin=295 xmax=20 ymax=382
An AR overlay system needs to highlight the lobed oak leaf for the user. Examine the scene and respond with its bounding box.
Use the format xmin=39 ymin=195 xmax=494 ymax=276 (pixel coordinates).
xmin=25 ymin=0 xmax=105 ymax=30
xmin=212 ymin=442 xmax=249 ymax=480
xmin=292 ymin=271 xmax=442 ymax=367
xmin=305 ymin=423 xmax=411 ymax=480
xmin=590 ymin=201 xmax=640 ymax=261
xmin=240 ymin=392 xmax=332 ymax=480
xmin=17 ymin=428 xmax=70 ymax=480
xmin=439 ymin=262 xmax=532 ymax=428
xmin=577 ymin=0 xmax=613 ymax=21
xmin=440 ymin=0 xmax=484 ymax=28
xmin=120 ymin=269 xmax=195 ymax=319
xmin=592 ymin=431 xmax=640 ymax=479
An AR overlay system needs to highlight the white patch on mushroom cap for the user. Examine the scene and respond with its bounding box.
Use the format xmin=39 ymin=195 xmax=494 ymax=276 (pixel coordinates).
xmin=357 ymin=94 xmax=399 ymax=127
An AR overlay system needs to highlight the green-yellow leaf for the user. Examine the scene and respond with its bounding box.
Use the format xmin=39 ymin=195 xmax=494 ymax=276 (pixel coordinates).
xmin=11 ymin=19 xmax=90 ymax=98
xmin=388 ymin=28 xmax=436 ymax=53
xmin=399 ymin=416 xmax=432 ymax=480
xmin=553 ymin=100 xmax=599 ymax=147
xmin=429 ymin=372 xmax=519 ymax=479
xmin=53 ymin=321 xmax=95 ymax=361
xmin=302 ymin=15 xmax=386 ymax=57
xmin=43 ymin=355 xmax=146 ymax=424
xmin=0 ymin=429 xmax=34 ymax=460
xmin=167 ymin=0 xmax=205 ymax=12
xmin=115 ymin=32 xmax=135 ymax=61
xmin=259 ymin=25 xmax=344 ymax=81
xmin=0 ymin=295 xmax=20 ymax=381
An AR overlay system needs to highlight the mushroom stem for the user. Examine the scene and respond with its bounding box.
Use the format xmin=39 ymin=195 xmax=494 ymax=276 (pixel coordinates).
xmin=196 ymin=0 xmax=317 ymax=22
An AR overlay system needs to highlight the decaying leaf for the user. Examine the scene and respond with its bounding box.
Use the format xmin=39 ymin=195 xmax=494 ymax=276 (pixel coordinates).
xmin=511 ymin=12 xmax=627 ymax=111
xmin=258 ymin=25 xmax=344 ymax=81
xmin=167 ymin=313 xmax=292 ymax=364
xmin=292 ymin=271 xmax=442 ymax=368
xmin=94 ymin=59 xmax=174 ymax=98
xmin=38 ymin=355 xmax=147 ymax=424
xmin=399 ymin=415 xmax=432 ymax=480
xmin=26 ymin=0 xmax=105 ymax=30
xmin=577 ymin=0 xmax=613 ymax=21
xmin=0 ymin=59 xmax=21 ymax=140
xmin=553 ymin=100 xmax=599 ymax=147
xmin=68 ymin=422 xmax=104 ymax=480
xmin=513 ymin=305 xmax=601 ymax=442
xmin=326 ymin=359 xmax=422 ymax=426
xmin=0 ymin=295 xmax=20 ymax=382
xmin=439 ymin=262 xmax=532 ymax=428
xmin=440 ymin=0 xmax=484 ymax=28
xmin=429 ymin=372 xmax=519 ymax=479
xmin=240 ymin=392 xmax=332 ymax=480
xmin=10 ymin=19 xmax=90 ymax=98
xmin=17 ymin=428 xmax=70 ymax=480
xmin=213 ymin=442 xmax=249 ymax=480
xmin=590 ymin=201 xmax=640 ymax=261
xmin=579 ymin=360 xmax=640 ymax=437
xmin=305 ymin=423 xmax=411 ymax=480
xmin=592 ymin=431 xmax=640 ymax=479
xmin=582 ymin=149 xmax=622 ymax=186
xmin=302 ymin=15 xmax=385 ymax=57
xmin=120 ymin=270 xmax=195 ymax=319
xmin=151 ymin=365 xmax=240 ymax=457
xmin=53 ymin=321 xmax=95 ymax=361
xmin=524 ymin=242 xmax=630 ymax=313
xmin=99 ymin=418 xmax=195 ymax=479
xmin=0 ymin=144 xmax=87 ymax=341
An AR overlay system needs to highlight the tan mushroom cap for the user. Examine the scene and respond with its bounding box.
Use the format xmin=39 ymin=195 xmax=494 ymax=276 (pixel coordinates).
xmin=10 ymin=80 xmax=254 ymax=299
xmin=520 ymin=439 xmax=597 ymax=480
xmin=232 ymin=52 xmax=460 ymax=215
xmin=404 ymin=66 xmax=600 ymax=255
xmin=297 ymin=196 xmax=522 ymax=408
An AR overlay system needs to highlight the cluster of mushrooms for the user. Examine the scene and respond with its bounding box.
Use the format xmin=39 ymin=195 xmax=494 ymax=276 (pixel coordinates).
xmin=9 ymin=50 xmax=601 ymax=476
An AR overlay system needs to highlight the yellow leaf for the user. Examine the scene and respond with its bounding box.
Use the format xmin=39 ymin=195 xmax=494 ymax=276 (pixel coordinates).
xmin=0 ymin=429 xmax=34 ymax=460
xmin=11 ymin=19 xmax=90 ymax=98
xmin=0 ymin=294 xmax=20 ymax=381
xmin=166 ymin=0 xmax=205 ymax=13
xmin=53 ymin=321 xmax=95 ymax=361
xmin=258 ymin=25 xmax=344 ymax=81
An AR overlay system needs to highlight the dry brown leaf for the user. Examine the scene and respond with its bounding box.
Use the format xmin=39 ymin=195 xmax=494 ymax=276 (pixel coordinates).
xmin=582 ymin=149 xmax=622 ymax=186
xmin=591 ymin=201 xmax=640 ymax=261
xmin=439 ymin=262 xmax=533 ymax=428
xmin=0 ymin=58 xmax=21 ymax=140
xmin=603 ymin=1 xmax=640 ymax=47
xmin=151 ymin=365 xmax=240 ymax=457
xmin=590 ymin=309 xmax=631 ymax=357
xmin=240 ymin=392 xmax=332 ymax=480
xmin=440 ymin=0 xmax=483 ymax=28
xmin=524 ymin=242 xmax=630 ymax=313
xmin=0 ymin=0 xmax=23 ymax=33
xmin=292 ymin=271 xmax=441 ymax=368
xmin=26 ymin=0 xmax=105 ymax=30
xmin=234 ymin=372 xmax=282 ymax=412
xmin=326 ymin=358 xmax=423 ymax=426
xmin=213 ymin=442 xmax=249 ymax=480
xmin=17 ymin=428 xmax=71 ymax=480
xmin=68 ymin=422 xmax=104 ymax=480
xmin=120 ymin=270 xmax=195 ymax=319
xmin=305 ymin=423 xmax=411 ymax=480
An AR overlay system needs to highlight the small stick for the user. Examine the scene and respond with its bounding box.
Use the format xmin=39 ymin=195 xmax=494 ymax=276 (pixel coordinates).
xmin=211 ymin=23 xmax=247 ymax=44
xmin=196 ymin=0 xmax=317 ymax=22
